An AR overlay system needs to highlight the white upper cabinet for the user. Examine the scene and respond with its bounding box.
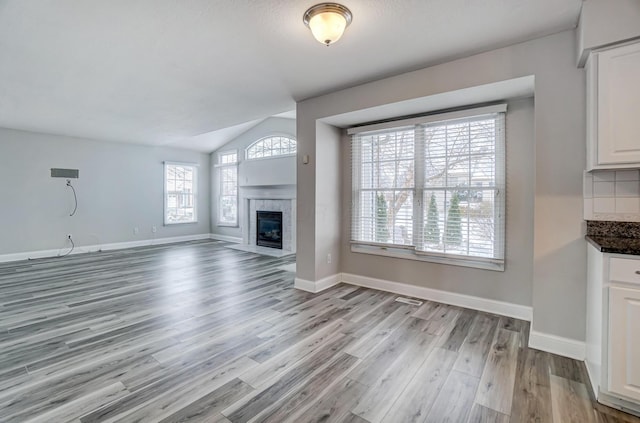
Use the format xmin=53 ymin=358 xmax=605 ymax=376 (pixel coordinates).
xmin=587 ymin=41 xmax=640 ymax=170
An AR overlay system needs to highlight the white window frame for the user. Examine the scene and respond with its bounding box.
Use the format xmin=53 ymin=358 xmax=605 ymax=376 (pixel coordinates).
xmin=349 ymin=104 xmax=506 ymax=271
xmin=164 ymin=161 xmax=198 ymax=225
xmin=245 ymin=135 xmax=297 ymax=161
xmin=216 ymin=150 xmax=239 ymax=227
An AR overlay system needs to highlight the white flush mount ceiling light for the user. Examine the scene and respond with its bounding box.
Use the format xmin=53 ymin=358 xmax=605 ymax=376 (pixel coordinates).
xmin=303 ymin=3 xmax=353 ymax=46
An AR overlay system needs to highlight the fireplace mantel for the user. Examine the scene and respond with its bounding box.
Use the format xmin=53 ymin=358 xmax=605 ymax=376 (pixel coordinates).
xmin=240 ymin=185 xmax=296 ymax=201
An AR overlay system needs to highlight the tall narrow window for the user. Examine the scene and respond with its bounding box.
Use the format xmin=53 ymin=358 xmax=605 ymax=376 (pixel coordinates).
xmin=353 ymin=128 xmax=416 ymax=246
xmin=350 ymin=104 xmax=506 ymax=270
xmin=164 ymin=162 xmax=198 ymax=224
xmin=218 ymin=151 xmax=238 ymax=226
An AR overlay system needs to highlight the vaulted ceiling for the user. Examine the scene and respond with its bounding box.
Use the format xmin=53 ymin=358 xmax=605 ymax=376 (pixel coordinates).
xmin=0 ymin=0 xmax=582 ymax=152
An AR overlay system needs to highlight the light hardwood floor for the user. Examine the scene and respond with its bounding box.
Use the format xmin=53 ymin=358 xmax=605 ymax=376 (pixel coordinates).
xmin=0 ymin=240 xmax=638 ymax=422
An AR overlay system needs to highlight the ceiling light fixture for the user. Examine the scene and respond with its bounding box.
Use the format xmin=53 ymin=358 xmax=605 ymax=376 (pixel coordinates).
xmin=303 ymin=3 xmax=352 ymax=46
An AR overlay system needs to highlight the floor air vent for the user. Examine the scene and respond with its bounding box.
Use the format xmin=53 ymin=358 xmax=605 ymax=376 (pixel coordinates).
xmin=395 ymin=297 xmax=423 ymax=306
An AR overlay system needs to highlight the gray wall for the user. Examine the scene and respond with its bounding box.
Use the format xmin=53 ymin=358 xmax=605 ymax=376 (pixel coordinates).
xmin=297 ymin=30 xmax=587 ymax=341
xmin=0 ymin=127 xmax=211 ymax=255
xmin=315 ymin=121 xmax=342 ymax=279
xmin=339 ymin=98 xmax=534 ymax=306
xmin=577 ymin=0 xmax=640 ymax=65
xmin=210 ymin=117 xmax=296 ymax=240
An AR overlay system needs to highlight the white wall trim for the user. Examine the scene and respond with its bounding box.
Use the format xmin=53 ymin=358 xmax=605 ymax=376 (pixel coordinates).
xmin=341 ymin=272 xmax=533 ymax=321
xmin=209 ymin=233 xmax=243 ymax=243
xmin=585 ymin=359 xmax=601 ymax=400
xmin=528 ymin=330 xmax=586 ymax=360
xmin=0 ymin=234 xmax=211 ymax=263
xmin=294 ymin=274 xmax=342 ymax=293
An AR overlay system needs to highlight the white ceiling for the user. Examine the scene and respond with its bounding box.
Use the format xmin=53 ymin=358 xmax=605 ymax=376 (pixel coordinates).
xmin=0 ymin=0 xmax=582 ymax=152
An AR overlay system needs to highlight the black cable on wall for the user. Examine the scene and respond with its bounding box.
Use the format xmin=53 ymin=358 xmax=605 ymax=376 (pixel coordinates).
xmin=67 ymin=179 xmax=78 ymax=217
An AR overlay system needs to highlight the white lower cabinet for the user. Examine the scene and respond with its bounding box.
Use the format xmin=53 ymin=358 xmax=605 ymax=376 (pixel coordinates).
xmin=587 ymin=245 xmax=640 ymax=415
xmin=609 ymin=286 xmax=640 ymax=402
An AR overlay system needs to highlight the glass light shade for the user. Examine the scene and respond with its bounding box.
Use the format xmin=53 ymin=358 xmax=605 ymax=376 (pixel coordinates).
xmin=303 ymin=3 xmax=352 ymax=46
xmin=308 ymin=11 xmax=347 ymax=46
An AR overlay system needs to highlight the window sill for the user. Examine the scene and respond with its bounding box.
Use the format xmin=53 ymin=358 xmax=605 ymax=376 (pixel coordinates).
xmin=350 ymin=243 xmax=504 ymax=272
xmin=217 ymin=222 xmax=239 ymax=228
xmin=164 ymin=221 xmax=198 ymax=226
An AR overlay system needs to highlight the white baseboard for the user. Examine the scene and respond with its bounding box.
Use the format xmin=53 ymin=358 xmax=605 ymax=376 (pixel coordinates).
xmin=342 ymin=272 xmax=589 ymax=360
xmin=0 ymin=233 xmax=212 ymax=263
xmin=294 ymin=274 xmax=342 ymax=293
xmin=528 ymin=330 xmax=586 ymax=360
xmin=597 ymin=391 xmax=640 ymax=418
xmin=341 ymin=272 xmax=533 ymax=321
xmin=209 ymin=234 xmax=243 ymax=243
xmin=585 ymin=359 xmax=601 ymax=400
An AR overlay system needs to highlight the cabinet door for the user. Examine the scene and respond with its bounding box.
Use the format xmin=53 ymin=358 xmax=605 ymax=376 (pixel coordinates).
xmin=598 ymin=42 xmax=640 ymax=166
xmin=609 ymin=286 xmax=640 ymax=401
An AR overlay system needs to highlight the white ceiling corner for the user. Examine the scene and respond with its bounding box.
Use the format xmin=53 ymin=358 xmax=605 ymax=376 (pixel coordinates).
xmin=273 ymin=110 xmax=297 ymax=120
xmin=0 ymin=0 xmax=581 ymax=152
xmin=166 ymin=118 xmax=265 ymax=153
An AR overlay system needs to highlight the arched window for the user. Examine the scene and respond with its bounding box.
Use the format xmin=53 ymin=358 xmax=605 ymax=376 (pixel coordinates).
xmin=246 ymin=136 xmax=296 ymax=159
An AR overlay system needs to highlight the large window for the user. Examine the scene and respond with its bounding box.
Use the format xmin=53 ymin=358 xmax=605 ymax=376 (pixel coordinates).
xmin=217 ymin=151 xmax=238 ymax=226
xmin=164 ymin=162 xmax=197 ymax=224
xmin=350 ymin=104 xmax=506 ymax=270
xmin=246 ymin=136 xmax=296 ymax=159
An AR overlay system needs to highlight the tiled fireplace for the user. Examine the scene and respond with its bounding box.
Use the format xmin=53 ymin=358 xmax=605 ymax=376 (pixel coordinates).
xmin=243 ymin=196 xmax=296 ymax=253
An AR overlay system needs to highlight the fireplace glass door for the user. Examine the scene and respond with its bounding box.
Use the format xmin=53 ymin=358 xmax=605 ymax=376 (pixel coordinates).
xmin=256 ymin=211 xmax=283 ymax=249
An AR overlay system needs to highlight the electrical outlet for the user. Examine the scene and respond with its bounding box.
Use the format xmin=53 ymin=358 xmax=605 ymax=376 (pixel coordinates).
xmin=327 ymin=253 xmax=332 ymax=264
xmin=134 ymin=227 xmax=139 ymax=235
xmin=152 ymin=226 xmax=157 ymax=233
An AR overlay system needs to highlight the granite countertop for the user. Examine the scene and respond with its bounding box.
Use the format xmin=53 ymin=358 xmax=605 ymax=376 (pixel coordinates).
xmin=586 ymin=221 xmax=640 ymax=256
xmin=586 ymin=235 xmax=640 ymax=256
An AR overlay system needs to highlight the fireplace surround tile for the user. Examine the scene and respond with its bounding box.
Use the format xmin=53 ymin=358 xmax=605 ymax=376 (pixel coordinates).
xmin=248 ymin=199 xmax=294 ymax=252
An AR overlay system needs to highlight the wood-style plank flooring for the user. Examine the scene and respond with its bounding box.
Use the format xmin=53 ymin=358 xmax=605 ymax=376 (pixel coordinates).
xmin=0 ymin=240 xmax=638 ymax=422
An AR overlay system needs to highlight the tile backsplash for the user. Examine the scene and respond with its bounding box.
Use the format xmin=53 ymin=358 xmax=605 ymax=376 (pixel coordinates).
xmin=584 ymin=170 xmax=640 ymax=222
